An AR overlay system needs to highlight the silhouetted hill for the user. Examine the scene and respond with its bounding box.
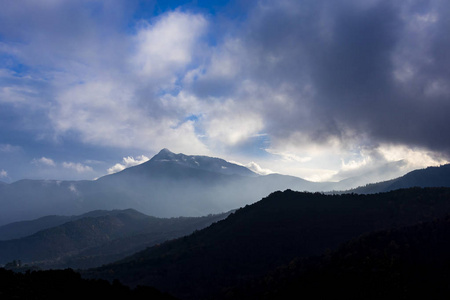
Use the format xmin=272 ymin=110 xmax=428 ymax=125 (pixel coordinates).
xmin=347 ymin=164 xmax=450 ymax=194
xmin=0 ymin=209 xmax=230 ymax=269
xmin=0 ymin=149 xmax=334 ymax=225
xmin=227 ymin=215 xmax=450 ymax=300
xmin=0 ymin=268 xmax=176 ymax=299
xmin=0 ymin=215 xmax=75 ymax=241
xmin=86 ymin=187 xmax=450 ymax=300
xmin=0 ymin=209 xmax=143 ymax=241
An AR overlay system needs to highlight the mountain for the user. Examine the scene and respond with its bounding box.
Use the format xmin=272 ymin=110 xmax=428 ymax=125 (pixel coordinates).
xmin=2 ymin=148 xmax=447 ymax=226
xmin=148 ymin=148 xmax=257 ymax=177
xmin=0 ymin=210 xmax=141 ymax=241
xmin=347 ymin=164 xmax=450 ymax=194
xmin=227 ymin=214 xmax=450 ymax=300
xmin=0 ymin=209 xmax=230 ymax=269
xmin=0 ymin=215 xmax=77 ymax=241
xmin=85 ymin=187 xmax=450 ymax=300
xmin=0 ymin=149 xmax=334 ymax=225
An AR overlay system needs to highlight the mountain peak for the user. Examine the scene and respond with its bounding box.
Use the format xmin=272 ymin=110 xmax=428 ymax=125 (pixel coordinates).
xmin=151 ymin=148 xmax=176 ymax=161
xmin=156 ymin=148 xmax=174 ymax=156
xmin=159 ymin=148 xmax=173 ymax=154
xmin=148 ymin=148 xmax=258 ymax=177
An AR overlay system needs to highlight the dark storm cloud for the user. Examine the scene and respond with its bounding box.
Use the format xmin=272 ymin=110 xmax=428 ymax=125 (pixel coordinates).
xmin=192 ymin=0 xmax=450 ymax=157
xmin=1 ymin=0 xmax=448 ymax=182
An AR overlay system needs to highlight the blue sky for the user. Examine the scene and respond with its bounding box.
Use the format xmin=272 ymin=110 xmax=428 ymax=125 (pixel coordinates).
xmin=1 ymin=0 xmax=449 ymax=184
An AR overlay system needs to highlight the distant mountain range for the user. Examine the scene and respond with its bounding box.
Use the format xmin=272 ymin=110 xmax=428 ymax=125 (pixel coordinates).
xmin=0 ymin=210 xmax=141 ymax=241
xmin=1 ymin=148 xmax=449 ymax=226
xmin=346 ymin=164 xmax=450 ymax=194
xmin=0 ymin=149 xmax=331 ymax=225
xmin=0 ymin=208 xmax=230 ymax=269
xmin=85 ymin=187 xmax=450 ymax=300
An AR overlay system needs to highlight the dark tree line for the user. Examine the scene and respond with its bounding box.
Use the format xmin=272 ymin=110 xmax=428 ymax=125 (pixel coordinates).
xmin=225 ymin=215 xmax=450 ymax=299
xmin=0 ymin=268 xmax=176 ymax=299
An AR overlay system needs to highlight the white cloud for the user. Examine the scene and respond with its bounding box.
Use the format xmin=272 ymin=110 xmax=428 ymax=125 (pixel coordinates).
xmin=131 ymin=11 xmax=207 ymax=82
xmin=377 ymin=144 xmax=448 ymax=170
xmin=32 ymin=157 xmax=56 ymax=167
xmin=52 ymin=80 xmax=136 ymax=145
xmin=266 ymin=149 xmax=312 ymax=163
xmin=0 ymin=169 xmax=7 ymax=178
xmin=52 ymin=79 xmax=209 ymax=152
xmin=200 ymin=38 xmax=243 ymax=80
xmin=340 ymin=157 xmax=371 ymax=172
xmin=62 ymin=162 xmax=93 ymax=173
xmin=68 ymin=183 xmax=79 ymax=195
xmin=244 ymin=162 xmax=274 ymax=175
xmin=203 ymin=99 xmax=264 ymax=147
xmin=328 ymin=144 xmax=449 ymax=186
xmin=46 ymin=10 xmax=211 ymax=156
xmin=207 ymin=115 xmax=263 ymax=146
xmin=107 ymin=155 xmax=150 ymax=174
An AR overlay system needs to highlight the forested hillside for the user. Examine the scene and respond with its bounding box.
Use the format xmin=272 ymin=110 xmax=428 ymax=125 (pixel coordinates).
xmin=227 ymin=215 xmax=450 ymax=299
xmin=0 ymin=209 xmax=230 ymax=269
xmin=87 ymin=187 xmax=450 ymax=299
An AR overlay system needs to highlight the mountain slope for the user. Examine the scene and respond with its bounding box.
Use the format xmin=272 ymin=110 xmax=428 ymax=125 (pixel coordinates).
xmin=0 ymin=149 xmax=333 ymax=225
xmin=0 ymin=210 xmax=143 ymax=241
xmin=2 ymin=149 xmax=446 ymax=226
xmin=347 ymin=164 xmax=450 ymax=194
xmin=0 ymin=209 xmax=230 ymax=269
xmin=0 ymin=215 xmax=76 ymax=241
xmin=86 ymin=187 xmax=450 ymax=300
xmin=227 ymin=214 xmax=450 ymax=300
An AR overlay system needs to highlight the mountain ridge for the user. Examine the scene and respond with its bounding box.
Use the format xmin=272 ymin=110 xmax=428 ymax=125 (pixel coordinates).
xmin=346 ymin=164 xmax=450 ymax=194
xmin=0 ymin=208 xmax=231 ymax=270
xmin=0 ymin=209 xmax=150 ymax=241
xmin=86 ymin=187 xmax=450 ymax=300
xmin=0 ymin=149 xmax=331 ymax=225
xmin=1 ymin=149 xmax=449 ymax=225
xmin=149 ymin=148 xmax=258 ymax=177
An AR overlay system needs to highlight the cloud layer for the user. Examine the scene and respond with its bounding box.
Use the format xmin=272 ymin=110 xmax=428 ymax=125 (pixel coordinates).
xmin=0 ymin=0 xmax=449 ymax=181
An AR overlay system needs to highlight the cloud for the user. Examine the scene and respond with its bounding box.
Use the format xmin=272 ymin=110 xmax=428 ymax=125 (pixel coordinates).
xmin=107 ymin=155 xmax=150 ymax=174
xmin=131 ymin=11 xmax=207 ymax=82
xmin=187 ymin=0 xmax=450 ymax=156
xmin=0 ymin=144 xmax=21 ymax=153
xmin=203 ymin=100 xmax=264 ymax=147
xmin=46 ymin=9 xmax=210 ymax=155
xmin=0 ymin=0 xmax=131 ymax=70
xmin=62 ymin=162 xmax=93 ymax=173
xmin=1 ymin=0 xmax=450 ymax=182
xmin=244 ymin=162 xmax=274 ymax=175
xmin=330 ymin=144 xmax=449 ymax=185
xmin=32 ymin=157 xmax=56 ymax=167
xmin=68 ymin=183 xmax=79 ymax=195
xmin=0 ymin=169 xmax=7 ymax=178
xmin=266 ymin=148 xmax=312 ymax=164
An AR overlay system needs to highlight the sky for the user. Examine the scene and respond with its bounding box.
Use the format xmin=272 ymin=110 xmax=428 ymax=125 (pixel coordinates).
xmin=0 ymin=0 xmax=449 ymax=184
